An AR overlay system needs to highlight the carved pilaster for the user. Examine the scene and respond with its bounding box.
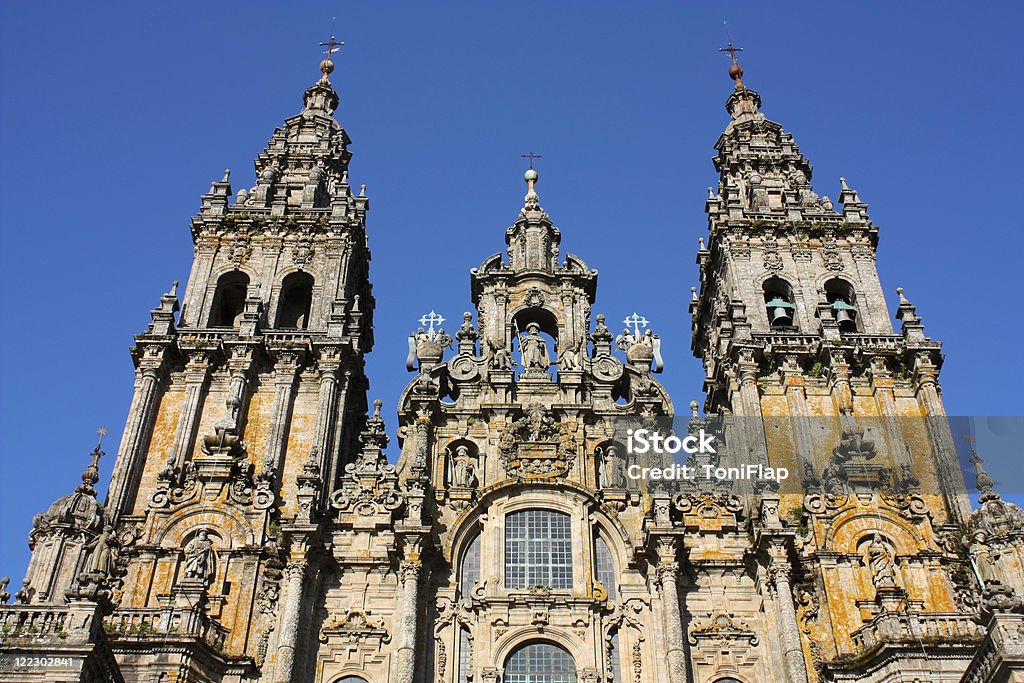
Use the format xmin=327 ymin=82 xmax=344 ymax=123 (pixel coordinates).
xmin=169 ymin=349 xmax=213 ymax=468
xmin=767 ymin=543 xmax=808 ymax=683
xmin=261 ymin=350 xmax=302 ymax=479
xmin=655 ymin=538 xmax=687 ymax=683
xmin=273 ymin=555 xmax=309 ymax=683
xmin=394 ymin=559 xmax=423 ymax=683
xmin=107 ymin=345 xmax=167 ymax=520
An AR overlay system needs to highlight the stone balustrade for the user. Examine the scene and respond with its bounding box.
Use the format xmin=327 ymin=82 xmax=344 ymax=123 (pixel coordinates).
xmin=851 ymin=612 xmax=985 ymax=652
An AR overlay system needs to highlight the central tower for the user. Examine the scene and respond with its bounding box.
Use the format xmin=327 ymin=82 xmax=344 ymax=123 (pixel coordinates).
xmin=381 ymin=168 xmax=677 ymax=682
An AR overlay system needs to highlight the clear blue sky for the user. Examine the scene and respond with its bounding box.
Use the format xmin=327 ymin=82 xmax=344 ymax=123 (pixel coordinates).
xmin=1 ymin=3 xmax=1022 ymax=579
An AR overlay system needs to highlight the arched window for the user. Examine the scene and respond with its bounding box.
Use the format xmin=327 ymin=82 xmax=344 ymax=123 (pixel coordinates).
xmin=824 ymin=278 xmax=859 ymax=333
xmin=594 ymin=535 xmax=616 ymax=598
xmin=336 ymin=677 xmax=367 ymax=683
xmin=504 ymin=642 xmax=576 ymax=683
xmin=209 ymin=271 xmax=249 ymax=328
xmin=276 ymin=272 xmax=314 ymax=329
xmin=505 ymin=510 xmax=572 ymax=589
xmin=460 ymin=532 xmax=481 ymax=597
xmin=763 ymin=277 xmax=796 ymax=330
xmin=713 ymin=678 xmax=743 ymax=683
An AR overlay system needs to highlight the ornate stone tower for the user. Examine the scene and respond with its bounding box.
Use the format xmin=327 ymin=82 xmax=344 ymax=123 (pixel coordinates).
xmin=1 ymin=46 xmax=376 ymax=683
xmin=687 ymin=55 xmax=1010 ymax=682
xmin=378 ymin=168 xmax=680 ymax=682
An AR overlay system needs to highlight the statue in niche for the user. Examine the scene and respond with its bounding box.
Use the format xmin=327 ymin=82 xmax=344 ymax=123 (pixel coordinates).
xmin=451 ymin=444 xmax=478 ymax=489
xmin=517 ymin=323 xmax=550 ymax=372
xmin=598 ymin=444 xmax=623 ymax=488
xmin=866 ymin=534 xmax=896 ymax=589
xmin=183 ymin=530 xmax=216 ymax=584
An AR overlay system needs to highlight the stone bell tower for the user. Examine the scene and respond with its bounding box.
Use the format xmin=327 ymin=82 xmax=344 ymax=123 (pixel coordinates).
xmin=2 ymin=41 xmax=376 ymax=683
xmin=688 ymin=53 xmax=984 ymax=681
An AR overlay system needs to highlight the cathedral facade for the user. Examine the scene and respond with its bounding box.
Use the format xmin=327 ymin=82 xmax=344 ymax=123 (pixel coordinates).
xmin=1 ymin=47 xmax=1023 ymax=683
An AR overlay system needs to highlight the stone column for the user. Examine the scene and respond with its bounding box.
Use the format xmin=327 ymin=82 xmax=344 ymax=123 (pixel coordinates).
xmin=655 ymin=539 xmax=687 ymax=683
xmin=169 ymin=350 xmax=212 ymax=467
xmin=312 ymin=347 xmax=341 ymax=496
xmin=768 ymin=546 xmax=808 ymax=683
xmin=262 ymin=351 xmax=301 ymax=475
xmin=273 ymin=558 xmax=308 ymax=683
xmin=325 ymin=368 xmax=353 ymax=492
xmin=914 ymin=353 xmax=972 ymax=524
xmin=107 ymin=348 xmax=166 ymax=519
xmin=735 ymin=349 xmax=770 ymax=472
xmin=394 ymin=559 xmax=423 ymax=683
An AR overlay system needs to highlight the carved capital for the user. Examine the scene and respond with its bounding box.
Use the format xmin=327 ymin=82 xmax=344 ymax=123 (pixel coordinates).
xmin=283 ymin=560 xmax=308 ymax=581
xmin=400 ymin=560 xmax=423 ymax=584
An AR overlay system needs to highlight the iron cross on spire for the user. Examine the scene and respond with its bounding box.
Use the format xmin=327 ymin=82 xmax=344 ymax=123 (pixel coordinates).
xmin=520 ymin=151 xmax=543 ymax=170
xmin=320 ymin=18 xmax=344 ymax=59
xmin=719 ymin=40 xmax=743 ymax=67
xmin=623 ymin=312 xmax=649 ymax=337
xmin=719 ymin=21 xmax=743 ymax=65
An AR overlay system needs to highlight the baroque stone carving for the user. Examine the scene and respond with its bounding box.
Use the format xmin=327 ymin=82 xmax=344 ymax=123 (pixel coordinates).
xmin=498 ymin=403 xmax=577 ymax=478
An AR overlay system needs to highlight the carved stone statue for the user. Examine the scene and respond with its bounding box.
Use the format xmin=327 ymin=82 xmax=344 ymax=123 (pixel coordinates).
xmin=452 ymin=445 xmax=478 ymax=489
xmin=518 ymin=323 xmax=550 ymax=372
xmin=556 ymin=336 xmax=583 ymax=371
xmin=83 ymin=528 xmax=114 ymax=577
xmin=968 ymin=532 xmax=997 ymax=587
xmin=867 ymin=534 xmax=896 ymax=589
xmin=183 ymin=530 xmax=215 ymax=583
xmin=598 ymin=445 xmax=623 ymax=488
xmin=486 ymin=337 xmax=514 ymax=370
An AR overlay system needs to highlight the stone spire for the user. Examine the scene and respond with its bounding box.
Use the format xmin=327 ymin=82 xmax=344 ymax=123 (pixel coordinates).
xmin=709 ymin=58 xmax=840 ymax=223
xmin=18 ymin=433 xmax=113 ymax=609
xmin=195 ymin=33 xmax=355 ymax=223
xmin=303 ymin=32 xmax=342 ymax=115
xmin=504 ymin=165 xmax=562 ymax=272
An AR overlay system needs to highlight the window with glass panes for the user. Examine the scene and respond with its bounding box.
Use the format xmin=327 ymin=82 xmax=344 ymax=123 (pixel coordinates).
xmin=504 ymin=642 xmax=576 ymax=683
xmin=457 ymin=628 xmax=471 ymax=680
xmin=461 ymin=533 xmax=481 ymax=596
xmin=504 ymin=510 xmax=573 ymax=589
xmin=594 ymin=536 xmax=615 ymax=597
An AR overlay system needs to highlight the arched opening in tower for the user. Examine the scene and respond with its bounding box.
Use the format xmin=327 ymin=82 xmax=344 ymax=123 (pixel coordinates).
xmin=276 ymin=272 xmax=315 ymax=329
xmin=511 ymin=307 xmax=559 ymax=377
xmin=209 ymin=271 xmax=250 ymax=328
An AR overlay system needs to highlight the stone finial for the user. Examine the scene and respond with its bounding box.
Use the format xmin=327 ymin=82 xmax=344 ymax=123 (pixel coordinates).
xmin=967 ymin=435 xmax=998 ymax=501
xmin=895 ymin=287 xmax=923 ymax=332
xmin=691 ymin=286 xmax=698 ymax=301
xmin=77 ymin=430 xmax=107 ymax=497
xmin=0 ymin=576 xmax=10 ymax=603
xmin=221 ymin=169 xmax=231 ymax=183
xmin=372 ymin=398 xmax=382 ymax=419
